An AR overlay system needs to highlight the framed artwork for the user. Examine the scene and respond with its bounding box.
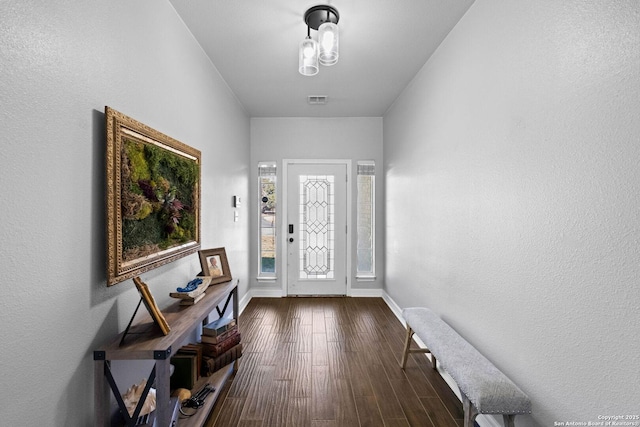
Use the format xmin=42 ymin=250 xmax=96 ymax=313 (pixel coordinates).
xmin=106 ymin=107 xmax=201 ymax=286
xmin=198 ymin=247 xmax=232 ymax=285
xmin=133 ymin=277 xmax=170 ymax=335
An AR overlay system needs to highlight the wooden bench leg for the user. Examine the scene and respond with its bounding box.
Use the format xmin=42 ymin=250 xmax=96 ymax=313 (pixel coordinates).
xmin=462 ymin=393 xmax=479 ymax=427
xmin=400 ymin=323 xmax=437 ymax=370
xmin=401 ymin=325 xmax=413 ymax=369
xmin=503 ymin=414 xmax=516 ymax=427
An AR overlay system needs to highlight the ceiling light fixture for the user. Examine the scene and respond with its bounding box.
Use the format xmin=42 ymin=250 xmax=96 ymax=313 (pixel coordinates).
xmin=299 ymin=5 xmax=339 ymax=76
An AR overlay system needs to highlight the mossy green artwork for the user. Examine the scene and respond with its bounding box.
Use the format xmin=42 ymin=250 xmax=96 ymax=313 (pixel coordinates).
xmin=121 ymin=137 xmax=199 ymax=261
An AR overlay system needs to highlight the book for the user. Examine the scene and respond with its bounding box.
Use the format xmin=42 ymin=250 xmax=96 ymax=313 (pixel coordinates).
xmin=201 ymin=332 xmax=241 ymax=358
xmin=202 ymin=343 xmax=242 ymax=376
xmin=133 ymin=277 xmax=171 ymax=335
xmin=170 ymin=353 xmax=198 ymax=390
xmin=200 ymin=324 xmax=238 ymax=344
xmin=177 ymin=344 xmax=203 ymax=378
xmin=202 ymin=317 xmax=236 ymax=337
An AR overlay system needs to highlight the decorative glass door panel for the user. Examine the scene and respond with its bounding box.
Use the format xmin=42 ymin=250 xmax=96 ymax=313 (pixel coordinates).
xmin=299 ymin=175 xmax=335 ymax=279
xmin=287 ymin=163 xmax=347 ymax=295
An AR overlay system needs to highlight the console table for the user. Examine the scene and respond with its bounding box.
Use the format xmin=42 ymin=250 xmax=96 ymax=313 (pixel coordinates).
xmin=94 ymin=279 xmax=239 ymax=426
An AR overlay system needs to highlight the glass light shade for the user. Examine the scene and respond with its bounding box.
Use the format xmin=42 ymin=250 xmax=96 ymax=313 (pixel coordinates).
xmin=299 ymin=37 xmax=319 ymax=76
xmin=318 ymin=22 xmax=339 ymax=66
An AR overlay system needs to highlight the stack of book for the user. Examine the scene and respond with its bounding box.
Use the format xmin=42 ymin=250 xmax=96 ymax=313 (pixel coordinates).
xmin=200 ymin=317 xmax=242 ymax=376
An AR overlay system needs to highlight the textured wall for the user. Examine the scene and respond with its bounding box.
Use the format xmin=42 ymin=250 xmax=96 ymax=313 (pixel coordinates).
xmin=0 ymin=1 xmax=249 ymax=425
xmin=384 ymin=0 xmax=640 ymax=425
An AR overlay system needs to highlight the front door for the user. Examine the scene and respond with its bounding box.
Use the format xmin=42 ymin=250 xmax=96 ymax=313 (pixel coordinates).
xmin=285 ymin=162 xmax=348 ymax=295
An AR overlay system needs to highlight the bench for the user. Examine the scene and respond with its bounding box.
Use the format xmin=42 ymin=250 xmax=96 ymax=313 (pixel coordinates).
xmin=400 ymin=307 xmax=531 ymax=427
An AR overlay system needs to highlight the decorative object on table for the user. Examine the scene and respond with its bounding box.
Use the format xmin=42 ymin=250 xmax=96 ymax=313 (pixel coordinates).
xmin=172 ymin=388 xmax=192 ymax=404
xmin=177 ymin=277 xmax=203 ymax=293
xmin=132 ymin=277 xmax=170 ymax=335
xmin=198 ymin=247 xmax=232 ymax=285
xmin=169 ymin=276 xmax=212 ymax=305
xmin=122 ymin=378 xmax=156 ymax=418
xmin=105 ymin=106 xmax=201 ymax=286
xmin=179 ymin=383 xmax=216 ymax=418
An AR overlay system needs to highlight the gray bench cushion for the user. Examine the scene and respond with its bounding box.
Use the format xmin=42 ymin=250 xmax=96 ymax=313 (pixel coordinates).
xmin=403 ymin=307 xmax=531 ymax=415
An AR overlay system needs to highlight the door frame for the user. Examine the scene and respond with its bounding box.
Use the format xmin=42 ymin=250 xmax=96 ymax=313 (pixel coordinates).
xmin=281 ymin=159 xmax=352 ymax=297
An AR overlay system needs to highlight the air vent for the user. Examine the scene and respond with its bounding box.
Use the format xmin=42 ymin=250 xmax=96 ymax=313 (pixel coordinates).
xmin=308 ymin=95 xmax=327 ymax=105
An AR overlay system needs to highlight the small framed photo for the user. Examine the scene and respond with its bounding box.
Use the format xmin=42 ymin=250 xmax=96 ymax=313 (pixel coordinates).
xmin=133 ymin=277 xmax=171 ymax=335
xmin=198 ymin=247 xmax=232 ymax=285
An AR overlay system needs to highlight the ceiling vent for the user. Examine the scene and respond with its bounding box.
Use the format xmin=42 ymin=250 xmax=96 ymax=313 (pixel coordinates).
xmin=308 ymin=95 xmax=327 ymax=105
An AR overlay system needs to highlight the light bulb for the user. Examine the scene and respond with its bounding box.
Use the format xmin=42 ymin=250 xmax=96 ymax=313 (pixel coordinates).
xmin=303 ymin=45 xmax=315 ymax=58
xmin=321 ymin=32 xmax=334 ymax=52
xmin=318 ymin=22 xmax=338 ymax=66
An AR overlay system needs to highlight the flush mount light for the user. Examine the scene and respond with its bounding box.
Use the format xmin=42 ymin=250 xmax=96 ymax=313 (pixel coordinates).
xmin=299 ymin=5 xmax=340 ymax=76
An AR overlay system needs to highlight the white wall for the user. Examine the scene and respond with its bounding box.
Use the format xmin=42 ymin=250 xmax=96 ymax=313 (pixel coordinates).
xmin=250 ymin=117 xmax=384 ymax=295
xmin=384 ymin=1 xmax=639 ymax=426
xmin=0 ymin=1 xmax=249 ymax=425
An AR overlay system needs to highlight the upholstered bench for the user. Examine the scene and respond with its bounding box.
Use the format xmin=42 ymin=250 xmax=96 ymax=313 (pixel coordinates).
xmin=401 ymin=307 xmax=531 ymax=427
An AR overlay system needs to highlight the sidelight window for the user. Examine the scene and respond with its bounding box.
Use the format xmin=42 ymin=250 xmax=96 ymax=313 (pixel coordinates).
xmin=356 ymin=161 xmax=375 ymax=278
xmin=258 ymin=162 xmax=277 ymax=277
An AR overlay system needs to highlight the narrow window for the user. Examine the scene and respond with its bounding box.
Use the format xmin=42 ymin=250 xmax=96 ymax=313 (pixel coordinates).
xmin=258 ymin=163 xmax=277 ymax=277
xmin=357 ymin=161 xmax=375 ymax=278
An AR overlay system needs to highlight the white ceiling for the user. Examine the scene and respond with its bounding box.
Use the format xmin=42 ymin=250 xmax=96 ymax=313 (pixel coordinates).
xmin=169 ymin=0 xmax=475 ymax=118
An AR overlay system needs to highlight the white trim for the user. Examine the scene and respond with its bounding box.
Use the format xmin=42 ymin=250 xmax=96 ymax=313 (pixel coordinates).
xmin=251 ymin=289 xmax=284 ymax=298
xmin=238 ymin=289 xmax=253 ymax=315
xmin=381 ymin=291 xmax=404 ymax=320
xmin=381 ymin=291 xmax=502 ymax=427
xmin=350 ymin=288 xmax=383 ymax=297
xmin=282 ymin=159 xmax=352 ymax=297
xmin=238 ymin=288 xmax=283 ymax=316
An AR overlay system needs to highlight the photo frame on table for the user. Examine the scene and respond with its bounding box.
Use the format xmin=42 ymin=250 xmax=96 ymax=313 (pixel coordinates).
xmin=106 ymin=106 xmax=201 ymax=286
xmin=133 ymin=277 xmax=171 ymax=335
xmin=198 ymin=247 xmax=232 ymax=285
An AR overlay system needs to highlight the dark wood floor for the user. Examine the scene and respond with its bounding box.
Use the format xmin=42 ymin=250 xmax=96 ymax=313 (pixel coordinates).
xmin=204 ymin=297 xmax=464 ymax=427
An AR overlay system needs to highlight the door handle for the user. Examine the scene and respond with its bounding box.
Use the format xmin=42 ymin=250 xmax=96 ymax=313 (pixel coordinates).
xmin=289 ymin=224 xmax=294 ymax=234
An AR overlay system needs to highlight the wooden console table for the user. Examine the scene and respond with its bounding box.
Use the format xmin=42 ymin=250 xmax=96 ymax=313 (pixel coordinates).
xmin=94 ymin=279 xmax=239 ymax=427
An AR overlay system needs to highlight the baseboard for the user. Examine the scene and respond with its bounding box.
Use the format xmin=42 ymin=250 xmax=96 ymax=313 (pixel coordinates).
xmin=350 ymin=288 xmax=383 ymax=297
xmin=238 ymin=288 xmax=283 ymax=315
xmin=240 ymin=287 xmax=384 ymax=310
xmin=381 ymin=292 xmax=502 ymax=427
xmin=238 ymin=289 xmax=253 ymax=315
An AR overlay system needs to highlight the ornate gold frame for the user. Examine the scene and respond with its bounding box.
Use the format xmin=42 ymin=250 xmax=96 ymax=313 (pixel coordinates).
xmin=106 ymin=107 xmax=201 ymax=286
